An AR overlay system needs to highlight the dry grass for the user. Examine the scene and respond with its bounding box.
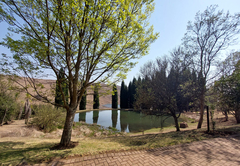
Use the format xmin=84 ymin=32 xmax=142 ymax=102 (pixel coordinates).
xmin=1 ymin=124 xmax=240 ymax=165
xmin=1 ymin=112 xmax=240 ymax=165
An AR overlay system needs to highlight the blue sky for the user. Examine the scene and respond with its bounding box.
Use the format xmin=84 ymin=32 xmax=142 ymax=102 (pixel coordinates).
xmin=1 ymin=0 xmax=240 ymax=85
xmin=125 ymin=0 xmax=240 ymax=85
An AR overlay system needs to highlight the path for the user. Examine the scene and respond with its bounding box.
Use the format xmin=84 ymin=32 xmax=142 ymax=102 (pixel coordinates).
xmin=34 ymin=135 xmax=240 ymax=166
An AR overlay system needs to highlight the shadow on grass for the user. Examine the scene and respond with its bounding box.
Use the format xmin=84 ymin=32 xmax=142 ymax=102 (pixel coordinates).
xmin=0 ymin=141 xmax=71 ymax=165
xmin=102 ymin=126 xmax=240 ymax=150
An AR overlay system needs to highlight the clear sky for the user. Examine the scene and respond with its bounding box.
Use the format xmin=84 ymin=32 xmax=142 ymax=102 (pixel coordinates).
xmin=1 ymin=0 xmax=240 ymax=85
xmin=124 ymin=0 xmax=240 ymax=85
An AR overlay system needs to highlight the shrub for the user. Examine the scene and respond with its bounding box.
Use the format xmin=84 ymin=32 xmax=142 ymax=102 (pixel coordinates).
xmin=0 ymin=92 xmax=18 ymax=124
xmin=0 ymin=90 xmax=19 ymax=124
xmin=31 ymin=105 xmax=65 ymax=132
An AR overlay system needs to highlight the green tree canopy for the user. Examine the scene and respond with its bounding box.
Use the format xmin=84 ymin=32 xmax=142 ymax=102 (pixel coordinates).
xmin=0 ymin=0 xmax=158 ymax=147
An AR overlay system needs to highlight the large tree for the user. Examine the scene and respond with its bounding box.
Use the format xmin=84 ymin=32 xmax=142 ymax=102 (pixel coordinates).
xmin=183 ymin=5 xmax=240 ymax=128
xmin=0 ymin=0 xmax=158 ymax=147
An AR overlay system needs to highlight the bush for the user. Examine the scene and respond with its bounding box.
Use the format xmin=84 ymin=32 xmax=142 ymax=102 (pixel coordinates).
xmin=30 ymin=105 xmax=66 ymax=133
xmin=0 ymin=92 xmax=18 ymax=124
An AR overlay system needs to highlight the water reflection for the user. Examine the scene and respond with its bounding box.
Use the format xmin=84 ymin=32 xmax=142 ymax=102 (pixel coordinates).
xmin=93 ymin=111 xmax=99 ymax=123
xmin=74 ymin=110 xmax=178 ymax=133
xmin=111 ymin=110 xmax=118 ymax=128
xmin=120 ymin=111 xmax=128 ymax=132
xmin=79 ymin=112 xmax=86 ymax=122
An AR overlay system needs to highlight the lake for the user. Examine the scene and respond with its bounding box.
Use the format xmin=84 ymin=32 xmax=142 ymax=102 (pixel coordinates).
xmin=74 ymin=108 xmax=182 ymax=133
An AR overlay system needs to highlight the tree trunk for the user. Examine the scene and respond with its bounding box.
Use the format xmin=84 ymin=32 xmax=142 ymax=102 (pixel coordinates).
xmin=60 ymin=108 xmax=75 ymax=147
xmin=235 ymin=110 xmax=240 ymax=123
xmin=197 ymin=89 xmax=205 ymax=129
xmin=1 ymin=108 xmax=8 ymax=126
xmin=18 ymin=106 xmax=23 ymax=120
xmin=173 ymin=115 xmax=180 ymax=131
xmin=24 ymin=99 xmax=31 ymax=124
xmin=224 ymin=110 xmax=228 ymax=121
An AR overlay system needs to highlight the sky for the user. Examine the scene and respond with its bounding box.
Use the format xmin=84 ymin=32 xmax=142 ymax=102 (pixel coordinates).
xmin=1 ymin=0 xmax=240 ymax=85
xmin=124 ymin=0 xmax=240 ymax=85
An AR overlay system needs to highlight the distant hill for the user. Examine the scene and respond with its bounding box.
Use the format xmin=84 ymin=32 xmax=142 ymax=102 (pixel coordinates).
xmin=2 ymin=76 xmax=120 ymax=109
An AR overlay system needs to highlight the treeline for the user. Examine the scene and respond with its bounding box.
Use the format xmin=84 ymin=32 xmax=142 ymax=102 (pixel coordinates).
xmin=120 ymin=78 xmax=137 ymax=109
xmin=119 ymin=6 xmax=240 ymax=131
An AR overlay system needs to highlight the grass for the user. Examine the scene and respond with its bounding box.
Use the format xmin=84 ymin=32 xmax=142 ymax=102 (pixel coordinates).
xmin=1 ymin=125 xmax=240 ymax=165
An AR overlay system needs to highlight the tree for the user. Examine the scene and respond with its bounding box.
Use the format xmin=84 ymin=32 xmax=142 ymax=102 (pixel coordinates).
xmin=24 ymin=99 xmax=31 ymax=125
xmin=127 ymin=81 xmax=132 ymax=108
xmin=130 ymin=77 xmax=137 ymax=108
xmin=93 ymin=85 xmax=99 ymax=109
xmin=0 ymin=0 xmax=158 ymax=147
xmin=120 ymin=81 xmax=124 ymax=109
xmin=183 ymin=5 xmax=240 ymax=128
xmin=79 ymin=90 xmax=86 ymax=110
xmin=214 ymin=52 xmax=240 ymax=122
xmin=112 ymin=84 xmax=118 ymax=109
xmin=0 ymin=76 xmax=18 ymax=125
xmin=120 ymin=81 xmax=128 ymax=109
xmin=55 ymin=68 xmax=68 ymax=107
xmin=135 ymin=48 xmax=193 ymax=131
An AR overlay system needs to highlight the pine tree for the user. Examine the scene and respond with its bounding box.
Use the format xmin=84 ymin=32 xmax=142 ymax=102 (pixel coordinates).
xmin=112 ymin=84 xmax=118 ymax=108
xmin=55 ymin=68 xmax=68 ymax=107
xmin=79 ymin=90 xmax=86 ymax=110
xmin=124 ymin=84 xmax=128 ymax=108
xmin=132 ymin=77 xmax=137 ymax=108
xmin=120 ymin=81 xmax=125 ymax=109
xmin=128 ymin=81 xmax=132 ymax=108
xmin=93 ymin=85 xmax=99 ymax=109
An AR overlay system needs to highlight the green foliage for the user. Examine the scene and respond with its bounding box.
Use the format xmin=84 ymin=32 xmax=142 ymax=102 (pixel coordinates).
xmin=112 ymin=84 xmax=118 ymax=109
xmin=79 ymin=90 xmax=86 ymax=110
xmin=0 ymin=0 xmax=158 ymax=146
xmin=55 ymin=68 xmax=68 ymax=107
xmin=31 ymin=105 xmax=65 ymax=133
xmin=134 ymin=48 xmax=198 ymax=131
xmin=130 ymin=78 xmax=137 ymax=108
xmin=93 ymin=85 xmax=99 ymax=109
xmin=0 ymin=91 xmax=18 ymax=123
xmin=120 ymin=81 xmax=125 ymax=109
xmin=0 ymin=76 xmax=18 ymax=124
xmin=120 ymin=81 xmax=129 ymax=109
xmin=214 ymin=52 xmax=240 ymax=123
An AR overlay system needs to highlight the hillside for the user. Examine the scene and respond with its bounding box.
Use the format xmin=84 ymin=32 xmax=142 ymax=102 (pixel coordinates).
xmin=2 ymin=76 xmax=120 ymax=109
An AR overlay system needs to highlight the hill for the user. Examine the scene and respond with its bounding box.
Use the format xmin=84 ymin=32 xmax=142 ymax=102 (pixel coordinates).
xmin=2 ymin=76 xmax=120 ymax=109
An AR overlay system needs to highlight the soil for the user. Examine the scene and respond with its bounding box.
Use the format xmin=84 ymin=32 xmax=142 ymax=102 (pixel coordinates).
xmin=183 ymin=111 xmax=238 ymax=128
xmin=50 ymin=141 xmax=79 ymax=150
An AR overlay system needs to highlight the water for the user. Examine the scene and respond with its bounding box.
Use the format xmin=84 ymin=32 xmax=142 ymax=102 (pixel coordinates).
xmin=74 ymin=109 xmax=180 ymax=133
